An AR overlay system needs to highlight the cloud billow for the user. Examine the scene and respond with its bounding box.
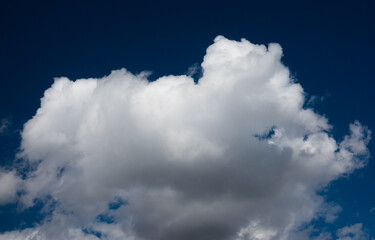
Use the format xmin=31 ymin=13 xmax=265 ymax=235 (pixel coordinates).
xmin=1 ymin=36 xmax=370 ymax=240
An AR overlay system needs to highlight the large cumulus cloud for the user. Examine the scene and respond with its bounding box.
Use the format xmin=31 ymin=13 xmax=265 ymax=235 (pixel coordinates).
xmin=2 ymin=36 xmax=371 ymax=239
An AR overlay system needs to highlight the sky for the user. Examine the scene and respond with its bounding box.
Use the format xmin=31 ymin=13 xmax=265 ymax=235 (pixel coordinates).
xmin=0 ymin=0 xmax=374 ymax=239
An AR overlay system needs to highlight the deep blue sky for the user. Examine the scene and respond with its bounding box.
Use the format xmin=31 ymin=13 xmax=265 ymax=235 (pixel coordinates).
xmin=0 ymin=0 xmax=374 ymax=236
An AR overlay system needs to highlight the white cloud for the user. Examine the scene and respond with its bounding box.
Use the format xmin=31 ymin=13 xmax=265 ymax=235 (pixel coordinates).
xmin=336 ymin=223 xmax=369 ymax=240
xmin=0 ymin=169 xmax=21 ymax=205
xmin=1 ymin=36 xmax=371 ymax=239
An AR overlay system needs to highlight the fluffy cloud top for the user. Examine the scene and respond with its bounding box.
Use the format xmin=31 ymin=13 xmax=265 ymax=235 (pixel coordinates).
xmin=2 ymin=36 xmax=371 ymax=239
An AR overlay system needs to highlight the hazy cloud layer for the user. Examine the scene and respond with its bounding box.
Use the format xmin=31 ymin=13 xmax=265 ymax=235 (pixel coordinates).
xmin=1 ymin=36 xmax=371 ymax=239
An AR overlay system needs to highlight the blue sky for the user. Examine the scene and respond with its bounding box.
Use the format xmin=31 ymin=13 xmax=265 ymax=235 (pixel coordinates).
xmin=0 ymin=0 xmax=374 ymax=239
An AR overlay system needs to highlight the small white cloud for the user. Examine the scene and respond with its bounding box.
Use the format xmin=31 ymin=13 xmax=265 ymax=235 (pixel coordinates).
xmin=0 ymin=169 xmax=21 ymax=205
xmin=185 ymin=63 xmax=201 ymax=77
xmin=336 ymin=223 xmax=369 ymax=240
